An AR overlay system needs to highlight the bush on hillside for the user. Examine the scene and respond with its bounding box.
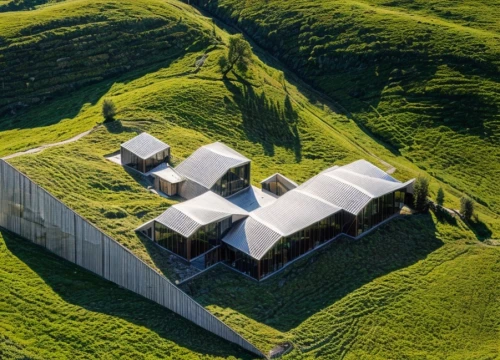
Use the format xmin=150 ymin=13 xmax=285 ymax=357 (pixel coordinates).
xmin=436 ymin=187 xmax=445 ymax=206
xmin=460 ymin=195 xmax=474 ymax=220
xmin=219 ymin=34 xmax=252 ymax=78
xmin=413 ymin=176 xmax=429 ymax=212
xmin=102 ymin=99 xmax=116 ymax=122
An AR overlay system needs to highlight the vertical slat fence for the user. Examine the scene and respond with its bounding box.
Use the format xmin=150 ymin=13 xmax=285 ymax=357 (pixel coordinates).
xmin=0 ymin=160 xmax=264 ymax=358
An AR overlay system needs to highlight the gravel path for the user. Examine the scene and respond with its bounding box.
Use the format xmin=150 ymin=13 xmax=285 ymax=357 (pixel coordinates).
xmin=2 ymin=128 xmax=95 ymax=160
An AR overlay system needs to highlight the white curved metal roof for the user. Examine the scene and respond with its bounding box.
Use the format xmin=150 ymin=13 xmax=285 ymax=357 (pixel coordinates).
xmin=227 ymin=186 xmax=277 ymax=212
xmin=155 ymin=191 xmax=248 ymax=238
xmin=339 ymin=159 xmax=398 ymax=182
xmin=251 ymin=190 xmax=342 ymax=237
xmin=120 ymin=132 xmax=170 ymax=159
xmin=222 ymin=160 xmax=414 ymax=259
xmin=223 ymin=216 xmax=282 ymax=260
xmin=174 ymin=142 xmax=250 ymax=190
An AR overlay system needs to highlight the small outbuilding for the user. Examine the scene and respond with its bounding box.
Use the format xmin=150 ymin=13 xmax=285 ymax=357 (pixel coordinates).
xmin=120 ymin=133 xmax=170 ymax=173
xmin=150 ymin=163 xmax=184 ymax=196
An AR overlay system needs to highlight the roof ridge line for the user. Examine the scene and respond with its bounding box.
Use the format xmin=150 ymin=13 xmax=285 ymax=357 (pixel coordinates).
xmin=323 ymin=171 xmax=377 ymax=198
xmin=294 ymin=188 xmax=342 ymax=210
xmin=248 ymin=213 xmax=285 ymax=237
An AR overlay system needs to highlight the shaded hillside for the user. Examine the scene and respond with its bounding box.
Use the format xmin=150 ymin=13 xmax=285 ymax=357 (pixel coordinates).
xmin=182 ymin=213 xmax=500 ymax=358
xmin=0 ymin=230 xmax=253 ymax=360
xmin=187 ymin=0 xmax=500 ymax=214
xmin=0 ymin=0 xmax=58 ymax=12
xmin=0 ymin=0 xmax=212 ymax=116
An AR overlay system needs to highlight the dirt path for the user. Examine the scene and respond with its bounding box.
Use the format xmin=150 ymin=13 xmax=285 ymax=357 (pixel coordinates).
xmin=2 ymin=127 xmax=95 ymax=160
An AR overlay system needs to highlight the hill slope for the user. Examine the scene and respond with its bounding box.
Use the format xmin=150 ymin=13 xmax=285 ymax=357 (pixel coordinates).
xmin=1 ymin=0 xmax=499 ymax=358
xmin=187 ymin=0 xmax=500 ymax=215
xmin=0 ymin=230 xmax=252 ymax=360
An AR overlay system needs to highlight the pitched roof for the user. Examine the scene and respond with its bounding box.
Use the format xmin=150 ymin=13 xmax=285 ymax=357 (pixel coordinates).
xmin=120 ymin=133 xmax=170 ymax=159
xmin=155 ymin=191 xmax=248 ymax=238
xmin=150 ymin=163 xmax=184 ymax=184
xmin=223 ymin=190 xmax=342 ymax=260
xmin=299 ymin=162 xmax=412 ymax=215
xmin=174 ymin=142 xmax=250 ymax=190
xmin=227 ymin=186 xmax=277 ymax=212
xmin=223 ymin=160 xmax=414 ymax=259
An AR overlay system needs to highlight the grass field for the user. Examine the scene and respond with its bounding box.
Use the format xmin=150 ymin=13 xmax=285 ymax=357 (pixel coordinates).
xmin=182 ymin=213 xmax=500 ymax=357
xmin=0 ymin=230 xmax=254 ymax=360
xmin=188 ymin=0 xmax=500 ymax=216
xmin=1 ymin=0 xmax=499 ymax=358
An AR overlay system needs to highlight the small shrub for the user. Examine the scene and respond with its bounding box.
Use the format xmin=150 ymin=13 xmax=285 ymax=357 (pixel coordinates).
xmin=460 ymin=195 xmax=474 ymax=220
xmin=413 ymin=176 xmax=429 ymax=212
xmin=102 ymin=99 xmax=116 ymax=122
xmin=436 ymin=187 xmax=445 ymax=206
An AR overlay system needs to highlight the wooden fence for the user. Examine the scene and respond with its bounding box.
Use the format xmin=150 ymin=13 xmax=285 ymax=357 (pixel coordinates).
xmin=0 ymin=160 xmax=264 ymax=358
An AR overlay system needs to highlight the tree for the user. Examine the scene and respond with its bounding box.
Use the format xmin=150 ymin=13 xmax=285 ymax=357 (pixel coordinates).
xmin=413 ymin=176 xmax=429 ymax=212
xmin=436 ymin=187 xmax=445 ymax=206
xmin=219 ymin=34 xmax=252 ymax=78
xmin=102 ymin=99 xmax=116 ymax=122
xmin=460 ymin=195 xmax=474 ymax=220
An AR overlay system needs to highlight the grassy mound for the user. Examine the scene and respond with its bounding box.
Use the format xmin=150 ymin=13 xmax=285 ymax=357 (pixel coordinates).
xmin=2 ymin=0 xmax=499 ymax=357
xmin=0 ymin=0 xmax=212 ymax=116
xmin=0 ymin=230 xmax=253 ymax=359
xmin=182 ymin=214 xmax=500 ymax=357
xmin=187 ymin=0 xmax=500 ymax=215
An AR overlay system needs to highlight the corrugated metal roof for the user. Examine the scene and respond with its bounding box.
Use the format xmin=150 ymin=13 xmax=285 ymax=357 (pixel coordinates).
xmin=251 ymin=190 xmax=342 ymax=236
xmin=155 ymin=191 xmax=248 ymax=238
xmin=151 ymin=163 xmax=184 ymax=184
xmin=175 ymin=142 xmax=250 ymax=189
xmin=339 ymin=159 xmax=398 ymax=182
xmin=222 ymin=160 xmax=415 ymax=259
xmin=227 ymin=186 xmax=277 ymax=212
xmin=223 ymin=217 xmax=282 ymax=260
xmin=120 ymin=132 xmax=170 ymax=159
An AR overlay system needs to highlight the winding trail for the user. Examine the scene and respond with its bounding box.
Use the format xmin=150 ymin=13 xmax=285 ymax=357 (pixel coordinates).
xmin=2 ymin=127 xmax=95 ymax=160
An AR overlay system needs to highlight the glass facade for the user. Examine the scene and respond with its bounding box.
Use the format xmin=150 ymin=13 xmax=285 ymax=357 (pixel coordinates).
xmin=262 ymin=180 xmax=289 ymax=196
xmin=154 ymin=216 xmax=232 ymax=261
xmin=225 ymin=212 xmax=343 ymax=280
xmin=355 ymin=190 xmax=405 ymax=236
xmin=155 ymin=223 xmax=188 ymax=259
xmin=224 ymin=247 xmax=260 ymax=279
xmin=123 ymin=148 xmax=170 ymax=173
xmin=211 ymin=163 xmax=250 ymax=197
xmin=155 ymin=187 xmax=408 ymax=280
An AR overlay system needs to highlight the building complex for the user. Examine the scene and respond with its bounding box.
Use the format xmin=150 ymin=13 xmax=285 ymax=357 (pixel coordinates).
xmin=121 ymin=133 xmax=414 ymax=281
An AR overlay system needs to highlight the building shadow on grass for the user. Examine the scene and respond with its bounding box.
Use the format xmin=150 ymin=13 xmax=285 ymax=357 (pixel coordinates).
xmin=181 ymin=213 xmax=443 ymax=333
xmin=1 ymin=229 xmax=254 ymax=359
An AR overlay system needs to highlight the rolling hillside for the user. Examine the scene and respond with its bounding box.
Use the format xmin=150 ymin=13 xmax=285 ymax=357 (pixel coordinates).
xmin=0 ymin=230 xmax=252 ymax=360
xmin=187 ymin=0 xmax=500 ymax=215
xmin=1 ymin=0 xmax=499 ymax=358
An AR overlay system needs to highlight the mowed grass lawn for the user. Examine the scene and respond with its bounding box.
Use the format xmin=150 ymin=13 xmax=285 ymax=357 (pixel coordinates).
xmin=0 ymin=230 xmax=254 ymax=360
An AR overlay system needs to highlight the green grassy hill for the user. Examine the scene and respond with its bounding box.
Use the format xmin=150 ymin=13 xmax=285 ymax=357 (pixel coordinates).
xmin=182 ymin=213 xmax=500 ymax=358
xmin=0 ymin=0 xmax=211 ymax=119
xmin=1 ymin=0 xmax=499 ymax=358
xmin=187 ymin=0 xmax=500 ymax=216
xmin=0 ymin=230 xmax=252 ymax=360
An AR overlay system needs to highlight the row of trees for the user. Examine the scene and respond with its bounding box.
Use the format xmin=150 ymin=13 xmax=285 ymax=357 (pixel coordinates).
xmin=413 ymin=176 xmax=474 ymax=219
